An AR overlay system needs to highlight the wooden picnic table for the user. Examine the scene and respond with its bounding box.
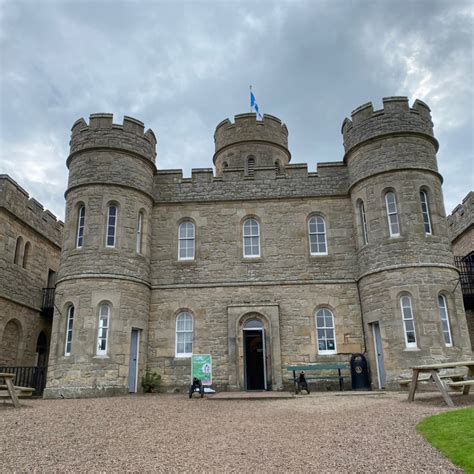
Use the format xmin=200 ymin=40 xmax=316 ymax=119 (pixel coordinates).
xmin=0 ymin=372 xmax=21 ymax=408
xmin=407 ymin=360 xmax=474 ymax=407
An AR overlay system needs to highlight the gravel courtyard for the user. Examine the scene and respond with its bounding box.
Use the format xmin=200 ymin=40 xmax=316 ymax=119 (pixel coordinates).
xmin=2 ymin=391 xmax=473 ymax=472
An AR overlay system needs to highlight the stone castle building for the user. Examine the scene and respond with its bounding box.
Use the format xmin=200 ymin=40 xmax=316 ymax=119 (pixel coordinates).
xmin=6 ymin=95 xmax=467 ymax=398
xmin=0 ymin=175 xmax=62 ymax=371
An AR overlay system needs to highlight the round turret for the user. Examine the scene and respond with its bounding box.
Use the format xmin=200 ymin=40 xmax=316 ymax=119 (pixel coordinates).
xmin=344 ymin=97 xmax=470 ymax=387
xmin=213 ymin=113 xmax=290 ymax=175
xmin=44 ymin=114 xmax=156 ymax=398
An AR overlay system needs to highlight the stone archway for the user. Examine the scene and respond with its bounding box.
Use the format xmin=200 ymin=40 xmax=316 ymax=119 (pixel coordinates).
xmin=0 ymin=319 xmax=22 ymax=365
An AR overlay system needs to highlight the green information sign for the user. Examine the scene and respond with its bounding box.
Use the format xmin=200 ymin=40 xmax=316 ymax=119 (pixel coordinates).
xmin=191 ymin=354 xmax=212 ymax=386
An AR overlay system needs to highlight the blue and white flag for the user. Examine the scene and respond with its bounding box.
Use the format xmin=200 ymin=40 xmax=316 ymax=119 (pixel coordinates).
xmin=250 ymin=90 xmax=263 ymax=120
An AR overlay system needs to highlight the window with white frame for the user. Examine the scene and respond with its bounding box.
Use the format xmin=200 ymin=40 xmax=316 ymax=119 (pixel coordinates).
xmin=76 ymin=206 xmax=85 ymax=248
xmin=385 ymin=191 xmax=400 ymax=237
xmin=438 ymin=294 xmax=453 ymax=347
xmin=136 ymin=211 xmax=144 ymax=254
xmin=178 ymin=221 xmax=195 ymax=260
xmin=315 ymin=308 xmax=336 ymax=354
xmin=64 ymin=305 xmax=75 ymax=356
xmin=106 ymin=205 xmax=118 ymax=247
xmin=176 ymin=312 xmax=193 ymax=357
xmin=243 ymin=218 xmax=260 ymax=258
xmin=400 ymin=295 xmax=417 ymax=348
xmin=359 ymin=201 xmax=369 ymax=245
xmin=97 ymin=303 xmax=110 ymax=355
xmin=420 ymin=191 xmax=432 ymax=235
xmin=308 ymin=216 xmax=328 ymax=255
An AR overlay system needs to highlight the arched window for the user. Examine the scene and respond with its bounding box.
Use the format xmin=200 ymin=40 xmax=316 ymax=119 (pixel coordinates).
xmin=420 ymin=191 xmax=432 ymax=235
xmin=243 ymin=218 xmax=260 ymax=258
xmin=106 ymin=204 xmax=118 ymax=247
xmin=223 ymin=161 xmax=229 ymax=169
xmin=308 ymin=216 xmax=328 ymax=255
xmin=178 ymin=221 xmax=195 ymax=260
xmin=315 ymin=308 xmax=336 ymax=354
xmin=64 ymin=305 xmax=75 ymax=356
xmin=385 ymin=192 xmax=400 ymax=237
xmin=176 ymin=312 xmax=193 ymax=357
xmin=22 ymin=242 xmax=31 ymax=268
xmin=14 ymin=236 xmax=23 ymax=265
xmin=400 ymin=295 xmax=417 ymax=348
xmin=97 ymin=303 xmax=110 ymax=355
xmin=438 ymin=295 xmax=453 ymax=347
xmin=136 ymin=211 xmax=144 ymax=254
xmin=247 ymin=156 xmax=255 ymax=177
xmin=76 ymin=205 xmax=85 ymax=248
xmin=359 ymin=201 xmax=369 ymax=245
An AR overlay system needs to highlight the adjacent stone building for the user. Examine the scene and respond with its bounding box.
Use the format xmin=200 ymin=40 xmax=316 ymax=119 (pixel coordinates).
xmin=43 ymin=96 xmax=472 ymax=398
xmin=0 ymin=175 xmax=62 ymax=369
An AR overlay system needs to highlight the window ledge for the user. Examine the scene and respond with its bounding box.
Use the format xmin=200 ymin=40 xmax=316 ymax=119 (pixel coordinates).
xmin=242 ymin=257 xmax=263 ymax=263
xmin=403 ymin=347 xmax=420 ymax=352
xmin=318 ymin=351 xmax=337 ymax=355
xmin=175 ymin=355 xmax=192 ymax=359
xmin=177 ymin=259 xmax=197 ymax=265
xmin=93 ymin=355 xmax=110 ymax=359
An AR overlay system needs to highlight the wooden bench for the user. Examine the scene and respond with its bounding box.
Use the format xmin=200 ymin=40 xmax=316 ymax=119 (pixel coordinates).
xmin=399 ymin=373 xmax=465 ymax=387
xmin=0 ymin=372 xmax=34 ymax=408
xmin=287 ymin=364 xmax=350 ymax=394
xmin=0 ymin=385 xmax=34 ymax=397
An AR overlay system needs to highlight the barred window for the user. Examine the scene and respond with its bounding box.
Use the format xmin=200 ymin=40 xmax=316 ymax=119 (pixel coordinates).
xmin=176 ymin=312 xmax=193 ymax=357
xmin=315 ymin=308 xmax=336 ymax=354
xmin=178 ymin=221 xmax=195 ymax=260
xmin=308 ymin=216 xmax=328 ymax=255
xmin=243 ymin=218 xmax=260 ymax=258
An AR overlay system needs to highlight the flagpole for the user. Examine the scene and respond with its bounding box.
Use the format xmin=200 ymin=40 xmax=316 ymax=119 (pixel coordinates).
xmin=249 ymin=85 xmax=252 ymax=113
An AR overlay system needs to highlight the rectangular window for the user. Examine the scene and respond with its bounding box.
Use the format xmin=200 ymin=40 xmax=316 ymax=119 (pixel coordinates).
xmin=385 ymin=192 xmax=400 ymax=237
xmin=76 ymin=206 xmax=85 ymax=248
xmin=308 ymin=216 xmax=328 ymax=255
xmin=97 ymin=304 xmax=110 ymax=355
xmin=243 ymin=218 xmax=260 ymax=258
xmin=178 ymin=221 xmax=195 ymax=260
xmin=420 ymin=191 xmax=432 ymax=235
xmin=176 ymin=312 xmax=193 ymax=357
xmin=315 ymin=308 xmax=336 ymax=354
xmin=438 ymin=295 xmax=453 ymax=347
xmin=64 ymin=306 xmax=74 ymax=356
xmin=400 ymin=295 xmax=417 ymax=348
xmin=136 ymin=212 xmax=143 ymax=254
xmin=360 ymin=202 xmax=368 ymax=245
xmin=106 ymin=206 xmax=117 ymax=247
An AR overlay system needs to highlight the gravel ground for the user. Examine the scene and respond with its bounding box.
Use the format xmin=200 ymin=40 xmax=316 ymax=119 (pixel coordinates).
xmin=2 ymin=391 xmax=472 ymax=473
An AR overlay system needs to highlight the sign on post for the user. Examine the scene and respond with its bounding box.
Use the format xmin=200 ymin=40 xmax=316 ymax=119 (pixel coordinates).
xmin=191 ymin=354 xmax=212 ymax=386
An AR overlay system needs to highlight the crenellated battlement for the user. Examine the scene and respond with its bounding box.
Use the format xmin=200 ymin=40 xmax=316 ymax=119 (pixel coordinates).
xmin=0 ymin=175 xmax=63 ymax=246
xmin=341 ymin=97 xmax=437 ymax=155
xmin=448 ymin=192 xmax=473 ymax=241
xmin=69 ymin=113 xmax=157 ymax=163
xmin=214 ymin=113 xmax=289 ymax=164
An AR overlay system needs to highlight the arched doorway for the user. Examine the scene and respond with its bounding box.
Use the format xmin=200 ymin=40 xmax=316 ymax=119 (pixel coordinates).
xmin=36 ymin=331 xmax=48 ymax=367
xmin=0 ymin=319 xmax=21 ymax=365
xmin=243 ymin=318 xmax=267 ymax=390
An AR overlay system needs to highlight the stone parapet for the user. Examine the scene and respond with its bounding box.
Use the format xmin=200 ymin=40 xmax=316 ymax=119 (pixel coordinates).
xmin=342 ymin=97 xmax=436 ymax=155
xmin=448 ymin=192 xmax=473 ymax=245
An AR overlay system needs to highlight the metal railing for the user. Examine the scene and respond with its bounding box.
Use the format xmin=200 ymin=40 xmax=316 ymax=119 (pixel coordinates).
xmin=0 ymin=366 xmax=48 ymax=396
xmin=41 ymin=288 xmax=55 ymax=317
xmin=454 ymin=255 xmax=474 ymax=297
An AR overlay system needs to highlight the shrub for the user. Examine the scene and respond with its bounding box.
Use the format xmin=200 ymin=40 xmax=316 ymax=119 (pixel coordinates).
xmin=141 ymin=371 xmax=162 ymax=393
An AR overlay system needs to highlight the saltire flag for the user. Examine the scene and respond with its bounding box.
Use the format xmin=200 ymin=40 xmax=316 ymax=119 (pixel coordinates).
xmin=250 ymin=90 xmax=263 ymax=120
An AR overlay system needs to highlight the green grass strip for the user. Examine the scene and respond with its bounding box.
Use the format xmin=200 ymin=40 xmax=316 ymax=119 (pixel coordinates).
xmin=417 ymin=407 xmax=474 ymax=473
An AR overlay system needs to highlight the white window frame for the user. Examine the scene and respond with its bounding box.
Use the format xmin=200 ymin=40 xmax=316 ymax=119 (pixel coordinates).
xmin=106 ymin=205 xmax=118 ymax=248
xmin=400 ymin=295 xmax=417 ymax=348
xmin=243 ymin=218 xmax=261 ymax=258
xmin=438 ymin=294 xmax=453 ymax=347
xmin=385 ymin=192 xmax=400 ymax=237
xmin=178 ymin=221 xmax=195 ymax=261
xmin=64 ymin=305 xmax=75 ymax=356
xmin=136 ymin=211 xmax=144 ymax=254
xmin=76 ymin=206 xmax=85 ymax=248
xmin=308 ymin=216 xmax=328 ymax=256
xmin=97 ymin=303 xmax=110 ymax=355
xmin=315 ymin=308 xmax=337 ymax=354
xmin=175 ymin=312 xmax=193 ymax=358
xmin=359 ymin=202 xmax=369 ymax=245
xmin=420 ymin=191 xmax=432 ymax=235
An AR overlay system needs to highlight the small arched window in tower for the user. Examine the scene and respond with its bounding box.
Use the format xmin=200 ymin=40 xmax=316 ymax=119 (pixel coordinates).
xmin=176 ymin=312 xmax=193 ymax=357
xmin=22 ymin=242 xmax=31 ymax=268
xmin=136 ymin=211 xmax=144 ymax=254
xmin=437 ymin=294 xmax=453 ymax=347
xmin=315 ymin=308 xmax=337 ymax=354
xmin=385 ymin=191 xmax=400 ymax=237
xmin=247 ymin=156 xmax=255 ymax=177
xmin=14 ymin=236 xmax=23 ymax=265
xmin=275 ymin=160 xmax=282 ymax=176
xmin=106 ymin=204 xmax=118 ymax=248
xmin=64 ymin=305 xmax=75 ymax=356
xmin=223 ymin=161 xmax=229 ymax=170
xmin=308 ymin=216 xmax=328 ymax=255
xmin=419 ymin=190 xmax=432 ymax=235
xmin=76 ymin=205 xmax=85 ymax=248
xmin=359 ymin=201 xmax=369 ymax=245
xmin=97 ymin=303 xmax=110 ymax=355
xmin=400 ymin=295 xmax=417 ymax=348
xmin=243 ymin=218 xmax=260 ymax=258
xmin=178 ymin=220 xmax=195 ymax=260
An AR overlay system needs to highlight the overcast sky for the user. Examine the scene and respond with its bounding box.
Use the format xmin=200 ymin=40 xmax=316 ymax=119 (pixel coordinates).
xmin=0 ymin=0 xmax=472 ymax=220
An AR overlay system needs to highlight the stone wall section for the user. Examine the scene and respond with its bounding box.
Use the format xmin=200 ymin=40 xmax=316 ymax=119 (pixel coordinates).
xmin=448 ymin=192 xmax=473 ymax=257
